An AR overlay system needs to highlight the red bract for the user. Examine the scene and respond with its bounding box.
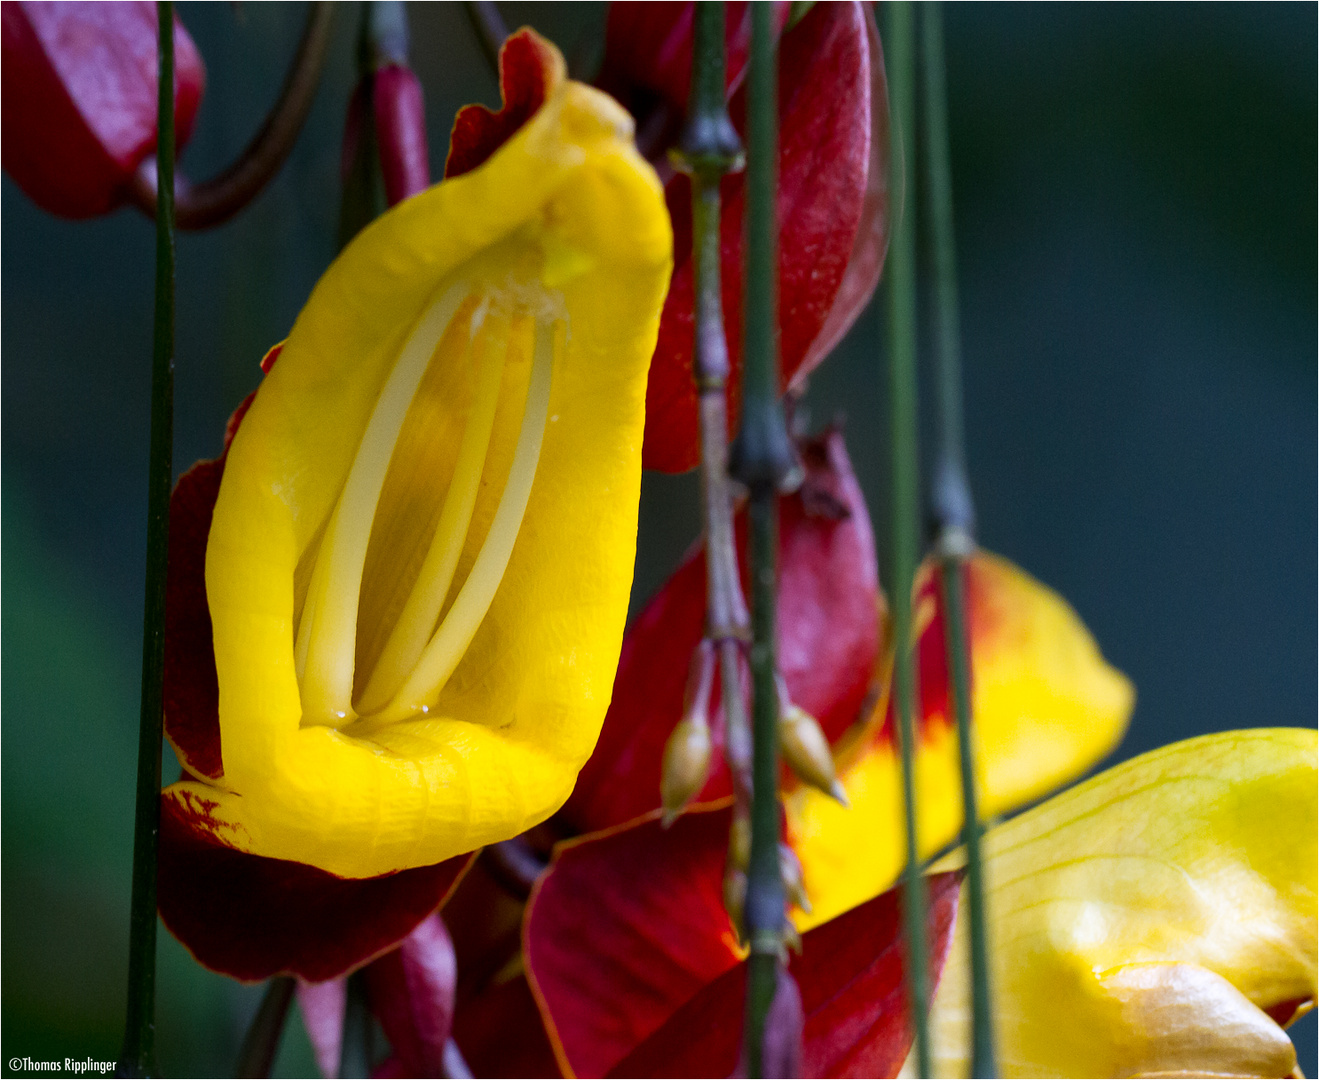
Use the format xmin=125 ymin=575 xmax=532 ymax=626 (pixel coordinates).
xmin=157 ymin=361 xmax=472 ymax=983
xmin=563 ymin=430 xmax=880 ymax=833
xmin=523 ymin=805 xmax=960 ymax=1078
xmin=601 ymin=1 xmax=887 ymax=472
xmin=610 ymin=871 xmax=962 ymax=1079
xmin=1 ymin=1 xmax=205 ymax=218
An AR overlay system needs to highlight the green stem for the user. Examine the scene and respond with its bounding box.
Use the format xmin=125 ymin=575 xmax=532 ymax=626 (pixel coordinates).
xmin=118 ymin=4 xmax=175 ymax=1076
xmin=234 ymin=977 xmax=296 ymax=1079
xmin=676 ymin=2 xmax=752 ymax=806
xmin=883 ymin=3 xmax=932 ymax=1077
xmin=465 ymin=1 xmax=508 ymax=75
xmin=729 ymin=7 xmax=795 ymax=1075
xmin=338 ymin=970 xmax=374 ymax=1079
xmin=922 ymin=5 xmax=996 ymax=1074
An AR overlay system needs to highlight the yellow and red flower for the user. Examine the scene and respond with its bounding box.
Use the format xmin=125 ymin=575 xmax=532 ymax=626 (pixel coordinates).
xmin=157 ymin=30 xmax=673 ymax=981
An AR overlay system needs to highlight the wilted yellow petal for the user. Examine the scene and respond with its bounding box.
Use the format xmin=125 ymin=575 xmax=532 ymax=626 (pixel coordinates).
xmin=787 ymin=552 xmax=1133 ymax=929
xmin=161 ymin=41 xmax=673 ymax=879
xmin=923 ymin=728 xmax=1317 ymax=1079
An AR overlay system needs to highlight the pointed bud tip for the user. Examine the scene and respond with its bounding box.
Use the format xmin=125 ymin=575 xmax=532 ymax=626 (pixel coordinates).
xmin=830 ymin=780 xmax=850 ymax=807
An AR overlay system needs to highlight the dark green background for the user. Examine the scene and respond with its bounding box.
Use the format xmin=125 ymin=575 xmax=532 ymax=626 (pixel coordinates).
xmin=3 ymin=3 xmax=1314 ymax=1076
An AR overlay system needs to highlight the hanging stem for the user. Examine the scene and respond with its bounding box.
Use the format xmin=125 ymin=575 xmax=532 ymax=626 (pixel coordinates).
xmin=465 ymin=1 xmax=508 ymax=75
xmin=130 ymin=2 xmax=334 ymax=230
xmin=674 ymin=5 xmax=753 ymax=811
xmin=921 ymin=4 xmax=996 ymax=1075
xmin=234 ymin=977 xmax=296 ymax=1079
xmin=883 ymin=3 xmax=932 ymax=1077
xmin=118 ymin=4 xmax=175 ymax=1075
xmin=729 ymin=6 xmax=797 ymax=1075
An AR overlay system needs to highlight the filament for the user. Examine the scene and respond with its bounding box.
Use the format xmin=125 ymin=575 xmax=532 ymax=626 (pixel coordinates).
xmin=373 ymin=316 xmax=558 ymax=722
xmin=355 ymin=306 xmax=510 ymax=715
xmin=297 ymin=282 xmax=469 ymax=725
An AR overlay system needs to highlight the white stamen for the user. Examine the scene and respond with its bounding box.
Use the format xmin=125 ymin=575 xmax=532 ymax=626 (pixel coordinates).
xmin=373 ymin=316 xmax=558 ymax=722
xmin=356 ymin=305 xmax=509 ymax=715
xmin=297 ymin=282 xmax=469 ymax=725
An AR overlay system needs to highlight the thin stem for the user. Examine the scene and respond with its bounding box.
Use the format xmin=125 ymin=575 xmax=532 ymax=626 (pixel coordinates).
xmin=338 ymin=970 xmax=374 ymax=1079
xmin=130 ymin=3 xmax=334 ymax=230
xmin=465 ymin=1 xmax=508 ymax=75
xmin=922 ymin=5 xmax=996 ymax=1075
xmin=734 ymin=7 xmax=794 ymax=1076
xmin=117 ymin=4 xmax=175 ymax=1075
xmin=884 ymin=3 xmax=932 ymax=1077
xmin=675 ymin=3 xmax=752 ymax=808
xmin=234 ymin=977 xmax=296 ymax=1079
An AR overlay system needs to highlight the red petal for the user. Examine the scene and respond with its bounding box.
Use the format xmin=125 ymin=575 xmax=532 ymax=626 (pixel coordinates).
xmin=162 ymin=456 xmax=225 ymax=780
xmin=444 ymin=28 xmax=561 ymax=180
xmin=793 ymin=4 xmax=890 ymax=385
xmin=374 ymin=64 xmax=430 ymax=205
xmin=452 ymin=973 xmax=562 ymax=1079
xmin=1 ymin=1 xmax=204 ymax=217
xmin=157 ymin=791 xmax=473 ymax=982
xmin=364 ymin=914 xmax=457 ymax=1078
xmin=608 ymin=872 xmax=962 ymax=1079
xmin=596 ymin=3 xmax=779 ymax=124
xmin=641 ymin=2 xmax=872 ymax=473
xmin=565 ymin=430 xmax=878 ymax=833
xmin=525 ymin=809 xmax=743 ymax=1078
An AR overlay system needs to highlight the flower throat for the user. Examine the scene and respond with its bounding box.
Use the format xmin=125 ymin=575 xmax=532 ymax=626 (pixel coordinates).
xmin=294 ymin=280 xmax=562 ymax=728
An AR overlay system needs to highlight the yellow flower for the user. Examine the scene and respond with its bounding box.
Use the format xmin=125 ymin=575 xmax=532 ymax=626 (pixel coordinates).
xmin=788 ymin=552 xmax=1136 ymax=930
xmin=162 ymin=41 xmax=673 ymax=879
xmin=919 ymin=728 xmax=1317 ymax=1079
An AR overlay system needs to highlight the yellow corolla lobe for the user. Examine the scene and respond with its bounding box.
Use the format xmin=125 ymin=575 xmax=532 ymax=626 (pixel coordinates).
xmin=161 ymin=57 xmax=673 ymax=878
xmin=922 ymin=728 xmax=1317 ymax=1079
xmin=787 ymin=552 xmax=1133 ymax=930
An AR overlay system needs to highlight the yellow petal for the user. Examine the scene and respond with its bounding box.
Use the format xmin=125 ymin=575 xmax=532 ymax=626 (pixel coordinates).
xmin=161 ymin=51 xmax=673 ymax=878
xmin=787 ymin=552 xmax=1133 ymax=930
xmin=923 ymin=728 xmax=1317 ymax=1079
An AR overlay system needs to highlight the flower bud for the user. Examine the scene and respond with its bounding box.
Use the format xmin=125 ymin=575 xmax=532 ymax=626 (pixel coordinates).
xmin=659 ymin=640 xmax=717 ymax=826
xmin=780 ymin=701 xmax=847 ymax=805
xmin=659 ymin=713 xmax=712 ymax=827
xmin=2 ymin=1 xmax=205 ymax=218
xmin=779 ymin=843 xmax=811 ymax=914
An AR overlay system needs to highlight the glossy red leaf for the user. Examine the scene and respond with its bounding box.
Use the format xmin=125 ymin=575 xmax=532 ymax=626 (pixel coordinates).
xmin=525 ymin=809 xmax=743 ymax=1078
xmin=158 ymin=790 xmax=473 ymax=983
xmin=609 ymin=871 xmax=963 ymax=1079
xmin=1 ymin=1 xmax=205 ymax=217
xmin=564 ymin=430 xmax=879 ymax=834
xmin=639 ymin=2 xmax=872 ymax=472
xmin=444 ymin=28 xmax=560 ymax=180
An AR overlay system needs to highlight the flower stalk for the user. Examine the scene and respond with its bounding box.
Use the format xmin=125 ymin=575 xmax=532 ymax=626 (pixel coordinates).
xmin=729 ymin=5 xmax=799 ymax=1074
xmin=921 ymin=5 xmax=996 ymax=1074
xmin=118 ymin=3 xmax=175 ymax=1075
xmin=465 ymin=1 xmax=509 ymax=75
xmin=882 ymin=3 xmax=933 ymax=1077
xmin=129 ymin=3 xmax=334 ymax=230
xmin=670 ymin=4 xmax=753 ymax=820
xmin=234 ymin=976 xmax=296 ymax=1079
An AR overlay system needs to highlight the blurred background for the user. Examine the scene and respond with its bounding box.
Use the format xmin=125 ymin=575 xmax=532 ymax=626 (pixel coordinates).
xmin=3 ymin=3 xmax=1314 ymax=1075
